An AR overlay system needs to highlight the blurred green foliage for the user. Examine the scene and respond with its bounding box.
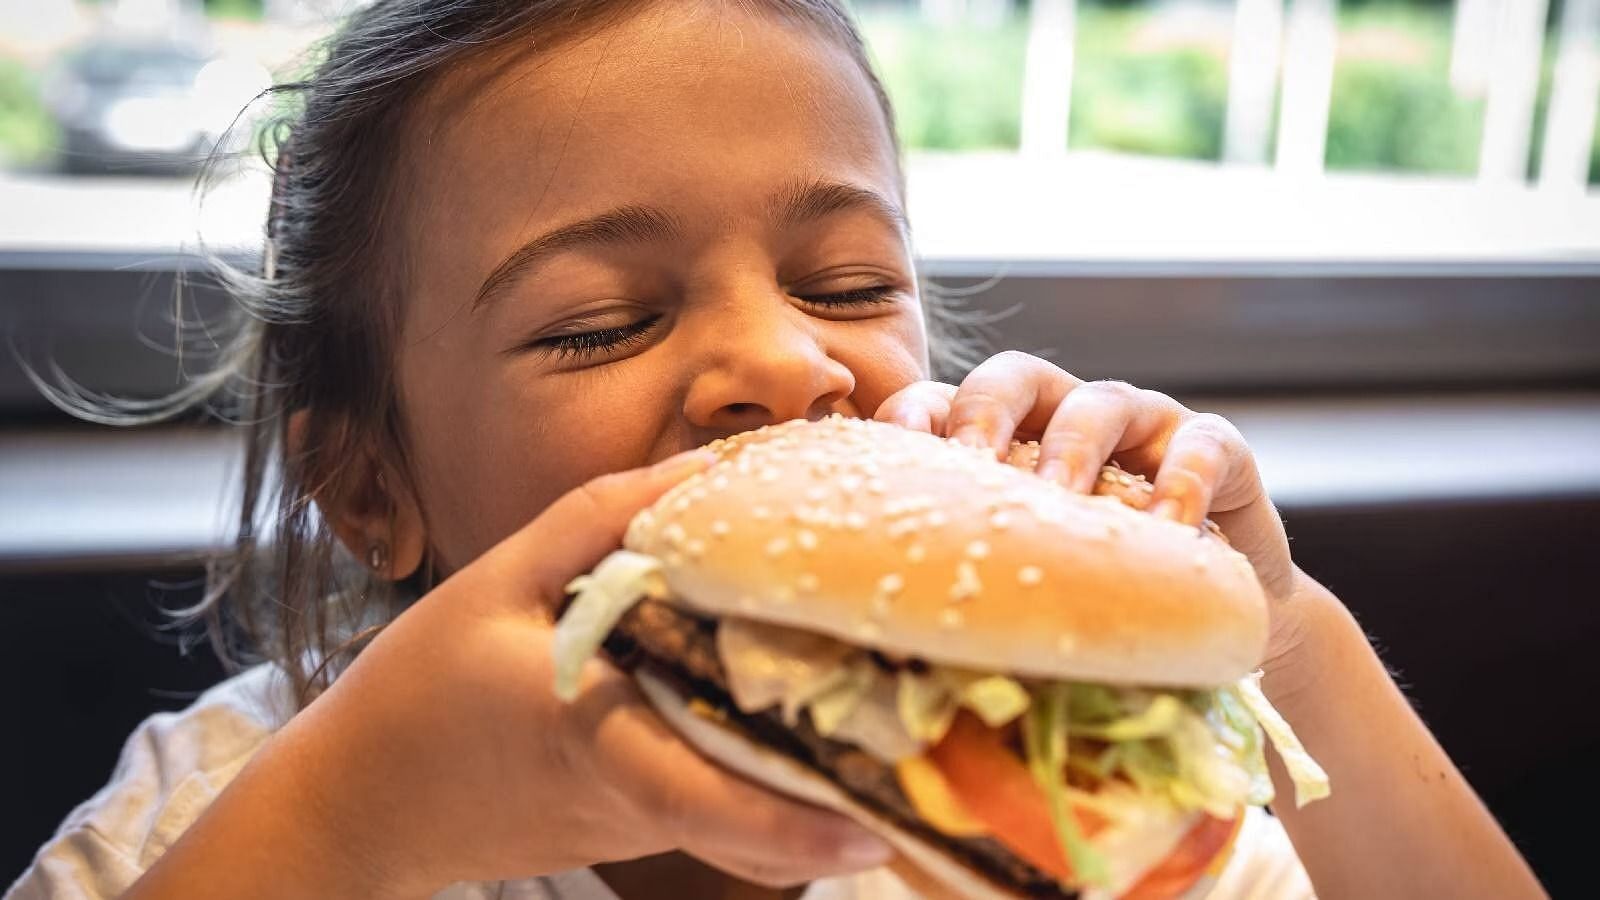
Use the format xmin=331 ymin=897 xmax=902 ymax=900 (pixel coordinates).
xmin=1067 ymin=8 xmax=1227 ymax=159
xmin=861 ymin=0 xmax=1596 ymax=185
xmin=861 ymin=17 xmax=1026 ymax=150
xmin=0 ymin=58 xmax=55 ymax=168
xmin=1 ymin=0 xmax=1596 ymax=184
xmin=203 ymin=0 xmax=265 ymax=21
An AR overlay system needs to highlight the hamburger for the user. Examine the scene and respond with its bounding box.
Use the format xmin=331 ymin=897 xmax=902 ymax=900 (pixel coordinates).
xmin=551 ymin=415 xmax=1329 ymax=899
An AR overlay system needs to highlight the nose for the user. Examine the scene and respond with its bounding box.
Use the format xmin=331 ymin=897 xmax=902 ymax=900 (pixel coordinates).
xmin=682 ymin=300 xmax=856 ymax=437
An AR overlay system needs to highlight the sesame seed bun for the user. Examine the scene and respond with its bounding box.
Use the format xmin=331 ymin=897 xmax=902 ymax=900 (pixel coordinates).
xmin=624 ymin=416 xmax=1269 ymax=688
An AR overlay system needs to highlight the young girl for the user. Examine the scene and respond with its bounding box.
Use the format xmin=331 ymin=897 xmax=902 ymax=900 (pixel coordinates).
xmin=10 ymin=1 xmax=1543 ymax=898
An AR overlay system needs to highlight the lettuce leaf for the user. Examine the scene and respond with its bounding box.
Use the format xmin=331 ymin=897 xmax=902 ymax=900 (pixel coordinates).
xmin=807 ymin=662 xmax=876 ymax=736
xmin=949 ymin=671 xmax=1033 ymax=728
xmin=1072 ymin=693 xmax=1184 ymax=742
xmin=1235 ymin=672 xmax=1331 ymax=808
xmin=551 ymin=551 xmax=665 ymax=701
xmin=896 ymin=669 xmax=1030 ymax=744
xmin=1166 ymin=706 xmax=1254 ymax=819
xmin=897 ymin=671 xmax=958 ymax=742
xmin=1023 ymin=683 xmax=1111 ymax=888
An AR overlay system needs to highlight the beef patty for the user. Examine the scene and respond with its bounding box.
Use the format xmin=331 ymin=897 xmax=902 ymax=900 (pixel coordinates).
xmin=600 ymin=598 xmax=1077 ymax=900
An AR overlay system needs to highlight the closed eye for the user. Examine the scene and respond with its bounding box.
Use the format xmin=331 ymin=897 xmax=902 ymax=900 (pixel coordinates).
xmin=794 ymin=285 xmax=899 ymax=307
xmin=519 ymin=316 xmax=661 ymax=361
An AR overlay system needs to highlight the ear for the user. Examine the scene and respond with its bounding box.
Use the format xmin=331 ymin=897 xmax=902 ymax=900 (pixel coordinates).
xmin=286 ymin=409 xmax=428 ymax=581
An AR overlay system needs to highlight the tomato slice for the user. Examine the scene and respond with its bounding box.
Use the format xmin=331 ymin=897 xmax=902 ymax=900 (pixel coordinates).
xmin=925 ymin=712 xmax=1106 ymax=883
xmin=1118 ymin=811 xmax=1243 ymax=900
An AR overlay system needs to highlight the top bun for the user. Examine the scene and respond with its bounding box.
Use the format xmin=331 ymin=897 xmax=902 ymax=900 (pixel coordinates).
xmin=625 ymin=416 xmax=1268 ymax=687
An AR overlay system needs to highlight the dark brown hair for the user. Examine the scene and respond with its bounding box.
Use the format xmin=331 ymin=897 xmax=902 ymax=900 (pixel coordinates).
xmin=48 ymin=0 xmax=983 ymax=708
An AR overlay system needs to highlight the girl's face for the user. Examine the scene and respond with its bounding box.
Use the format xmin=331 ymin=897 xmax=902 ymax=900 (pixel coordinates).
xmin=390 ymin=5 xmax=928 ymax=575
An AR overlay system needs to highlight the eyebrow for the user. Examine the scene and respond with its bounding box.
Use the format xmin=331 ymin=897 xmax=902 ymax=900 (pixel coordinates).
xmin=472 ymin=179 xmax=908 ymax=312
xmin=472 ymin=205 xmax=683 ymax=311
xmin=769 ymin=177 xmax=910 ymax=237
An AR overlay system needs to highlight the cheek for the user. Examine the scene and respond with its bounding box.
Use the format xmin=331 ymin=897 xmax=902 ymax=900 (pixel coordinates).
xmin=399 ymin=361 xmax=676 ymax=573
xmin=837 ymin=308 xmax=932 ymax=413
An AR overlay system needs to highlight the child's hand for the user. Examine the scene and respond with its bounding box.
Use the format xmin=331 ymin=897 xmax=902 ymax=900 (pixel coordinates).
xmin=875 ymin=351 xmax=1300 ymax=658
xmin=216 ymin=450 xmax=892 ymax=896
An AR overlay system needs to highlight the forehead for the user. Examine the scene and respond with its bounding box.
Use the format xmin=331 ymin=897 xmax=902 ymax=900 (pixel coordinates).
xmin=404 ymin=3 xmax=901 ymax=255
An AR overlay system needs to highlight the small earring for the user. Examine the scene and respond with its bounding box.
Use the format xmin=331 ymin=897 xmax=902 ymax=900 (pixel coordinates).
xmin=367 ymin=542 xmax=389 ymax=573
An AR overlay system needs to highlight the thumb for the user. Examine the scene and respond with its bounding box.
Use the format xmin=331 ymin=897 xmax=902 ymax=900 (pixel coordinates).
xmin=487 ymin=448 xmax=718 ymax=610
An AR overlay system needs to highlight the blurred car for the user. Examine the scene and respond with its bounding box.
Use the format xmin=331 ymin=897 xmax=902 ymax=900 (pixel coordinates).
xmin=41 ymin=37 xmax=269 ymax=176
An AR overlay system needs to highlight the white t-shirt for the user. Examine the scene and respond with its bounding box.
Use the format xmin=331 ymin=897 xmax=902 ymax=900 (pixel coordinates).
xmin=6 ymin=665 xmax=1314 ymax=899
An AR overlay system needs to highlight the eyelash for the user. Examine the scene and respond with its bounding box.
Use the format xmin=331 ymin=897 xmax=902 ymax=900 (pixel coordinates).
xmin=531 ymin=286 xmax=898 ymax=361
xmin=794 ymin=285 xmax=899 ymax=307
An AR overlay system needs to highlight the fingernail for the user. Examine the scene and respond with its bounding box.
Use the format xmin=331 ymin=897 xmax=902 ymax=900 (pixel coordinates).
xmin=839 ymin=832 xmax=894 ymax=868
xmin=1038 ymin=459 xmax=1074 ymax=487
xmin=950 ymin=427 xmax=986 ymax=450
xmin=650 ymin=448 xmax=718 ymax=478
xmin=1150 ymin=498 xmax=1183 ymax=521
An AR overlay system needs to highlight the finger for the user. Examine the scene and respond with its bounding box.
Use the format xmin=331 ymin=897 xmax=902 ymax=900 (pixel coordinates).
xmin=945 ymin=351 xmax=1080 ymax=459
xmin=589 ymin=693 xmax=893 ymax=884
xmin=1148 ymin=413 xmax=1237 ymax=526
xmin=1034 ymin=381 xmax=1172 ymax=492
xmin=488 ymin=448 xmax=719 ymax=609
xmin=1150 ymin=415 xmax=1296 ymax=600
xmin=874 ymin=381 xmax=957 ymax=434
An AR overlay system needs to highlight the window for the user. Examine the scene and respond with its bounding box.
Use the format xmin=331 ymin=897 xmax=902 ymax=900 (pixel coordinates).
xmin=1 ymin=0 xmax=1596 ymax=398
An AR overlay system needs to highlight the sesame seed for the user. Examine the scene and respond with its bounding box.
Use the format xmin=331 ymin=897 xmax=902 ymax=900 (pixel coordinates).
xmin=906 ymin=544 xmax=927 ymax=563
xmin=950 ymin=561 xmax=982 ymax=602
xmin=711 ymin=520 xmax=730 ymax=537
xmin=806 ymin=486 xmax=828 ymax=503
xmin=759 ymin=467 xmax=780 ymax=483
xmin=673 ymin=496 xmax=692 ymax=513
xmin=1192 ymin=553 xmax=1208 ymax=571
xmin=766 ymin=537 xmax=790 ymax=558
xmin=844 ymin=511 xmax=868 ymax=530
xmin=796 ymin=530 xmax=818 ymax=551
xmin=1019 ymin=566 xmax=1044 ymax=586
xmin=966 ymin=540 xmax=990 ymax=560
xmin=798 ymin=573 xmax=820 ymax=592
xmin=926 ymin=510 xmax=949 ymax=527
xmin=887 ymin=518 xmax=919 ymax=539
xmin=685 ymin=539 xmax=706 ymax=558
xmin=879 ymin=573 xmax=905 ymax=594
xmin=867 ymin=478 xmax=887 ymax=494
xmin=990 ymin=511 xmax=1013 ymax=530
xmin=710 ymin=475 xmax=729 ymax=491
xmin=664 ymin=523 xmax=687 ymax=545
xmin=753 ymin=506 xmax=770 ymax=521
xmin=940 ymin=608 xmax=964 ymax=629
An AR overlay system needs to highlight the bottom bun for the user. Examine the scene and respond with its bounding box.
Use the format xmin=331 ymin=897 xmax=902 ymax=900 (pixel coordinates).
xmin=637 ymin=669 xmax=1040 ymax=900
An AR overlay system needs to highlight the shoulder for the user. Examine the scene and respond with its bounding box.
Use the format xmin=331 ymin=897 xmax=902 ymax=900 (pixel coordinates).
xmin=6 ymin=664 xmax=295 ymax=899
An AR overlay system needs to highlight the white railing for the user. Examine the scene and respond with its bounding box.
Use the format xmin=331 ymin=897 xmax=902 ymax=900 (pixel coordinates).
xmin=1011 ymin=0 xmax=1600 ymax=193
